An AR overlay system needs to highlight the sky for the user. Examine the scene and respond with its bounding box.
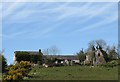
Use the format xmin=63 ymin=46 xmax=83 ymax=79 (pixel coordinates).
xmin=1 ymin=1 xmax=118 ymax=65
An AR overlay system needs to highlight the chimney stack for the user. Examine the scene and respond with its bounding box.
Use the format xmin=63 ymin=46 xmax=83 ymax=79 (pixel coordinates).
xmin=39 ymin=49 xmax=41 ymax=53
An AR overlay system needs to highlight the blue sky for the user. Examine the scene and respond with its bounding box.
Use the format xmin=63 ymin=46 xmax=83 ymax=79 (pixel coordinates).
xmin=2 ymin=1 xmax=118 ymax=64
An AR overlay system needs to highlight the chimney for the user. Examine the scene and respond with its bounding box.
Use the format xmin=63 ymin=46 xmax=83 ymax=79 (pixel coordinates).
xmin=39 ymin=49 xmax=41 ymax=53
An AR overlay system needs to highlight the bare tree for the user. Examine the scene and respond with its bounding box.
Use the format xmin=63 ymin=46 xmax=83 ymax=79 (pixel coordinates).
xmin=95 ymin=39 xmax=107 ymax=50
xmin=87 ymin=39 xmax=107 ymax=51
xmin=43 ymin=46 xmax=60 ymax=55
xmin=88 ymin=40 xmax=95 ymax=51
xmin=88 ymin=40 xmax=95 ymax=47
xmin=106 ymin=45 xmax=111 ymax=54
xmin=49 ymin=46 xmax=60 ymax=55
xmin=43 ymin=48 xmax=50 ymax=55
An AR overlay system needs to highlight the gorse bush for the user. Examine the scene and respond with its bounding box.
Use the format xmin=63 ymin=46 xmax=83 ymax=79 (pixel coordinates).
xmin=3 ymin=69 xmax=24 ymax=80
xmin=3 ymin=61 xmax=32 ymax=81
xmin=19 ymin=61 xmax=31 ymax=68
xmin=3 ymin=74 xmax=23 ymax=81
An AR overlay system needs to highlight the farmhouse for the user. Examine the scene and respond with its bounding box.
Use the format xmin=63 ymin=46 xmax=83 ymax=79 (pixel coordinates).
xmin=44 ymin=55 xmax=79 ymax=65
xmin=13 ymin=49 xmax=79 ymax=66
xmin=13 ymin=49 xmax=43 ymax=64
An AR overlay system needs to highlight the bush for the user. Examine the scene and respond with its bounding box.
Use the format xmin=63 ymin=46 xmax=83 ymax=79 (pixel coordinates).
xmin=3 ymin=61 xmax=32 ymax=81
xmin=101 ymin=60 xmax=118 ymax=67
xmin=3 ymin=73 xmax=23 ymax=80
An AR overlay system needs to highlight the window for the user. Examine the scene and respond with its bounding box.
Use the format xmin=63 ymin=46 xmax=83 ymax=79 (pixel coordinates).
xmin=98 ymin=53 xmax=100 ymax=56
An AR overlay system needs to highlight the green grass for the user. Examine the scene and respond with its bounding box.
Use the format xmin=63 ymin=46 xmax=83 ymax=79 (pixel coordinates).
xmin=25 ymin=66 xmax=118 ymax=80
xmin=0 ymin=73 xmax=2 ymax=81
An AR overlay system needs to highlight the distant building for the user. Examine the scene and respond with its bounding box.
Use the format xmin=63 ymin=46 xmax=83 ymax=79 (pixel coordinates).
xmin=13 ymin=49 xmax=43 ymax=64
xmin=44 ymin=55 xmax=79 ymax=66
xmin=84 ymin=49 xmax=107 ymax=65
xmin=13 ymin=49 xmax=79 ymax=66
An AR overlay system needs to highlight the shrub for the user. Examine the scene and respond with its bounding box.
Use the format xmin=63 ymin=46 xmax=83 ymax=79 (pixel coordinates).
xmin=3 ymin=74 xmax=23 ymax=81
xmin=3 ymin=61 xmax=32 ymax=81
xmin=101 ymin=60 xmax=118 ymax=67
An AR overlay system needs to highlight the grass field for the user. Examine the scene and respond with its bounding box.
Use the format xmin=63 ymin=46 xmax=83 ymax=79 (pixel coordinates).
xmin=24 ymin=66 xmax=118 ymax=80
xmin=0 ymin=73 xmax=2 ymax=81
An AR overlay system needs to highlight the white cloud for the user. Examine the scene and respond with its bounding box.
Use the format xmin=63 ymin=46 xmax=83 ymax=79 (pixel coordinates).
xmin=2 ymin=0 xmax=26 ymax=18
xmin=2 ymin=2 xmax=118 ymax=39
xmin=56 ymin=2 xmax=93 ymax=20
xmin=6 ymin=2 xmax=69 ymax=22
xmin=73 ymin=13 xmax=118 ymax=33
xmin=3 ymin=30 xmax=29 ymax=39
xmin=79 ymin=3 xmax=116 ymax=22
xmin=3 ymin=2 xmax=117 ymax=24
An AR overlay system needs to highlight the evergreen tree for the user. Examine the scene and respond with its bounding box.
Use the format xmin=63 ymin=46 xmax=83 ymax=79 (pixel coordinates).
xmin=108 ymin=47 xmax=118 ymax=60
xmin=0 ymin=54 xmax=7 ymax=73
xmin=77 ymin=49 xmax=86 ymax=62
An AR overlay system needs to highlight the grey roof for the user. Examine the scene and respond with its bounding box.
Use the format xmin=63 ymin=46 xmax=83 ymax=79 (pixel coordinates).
xmin=43 ymin=55 xmax=78 ymax=60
